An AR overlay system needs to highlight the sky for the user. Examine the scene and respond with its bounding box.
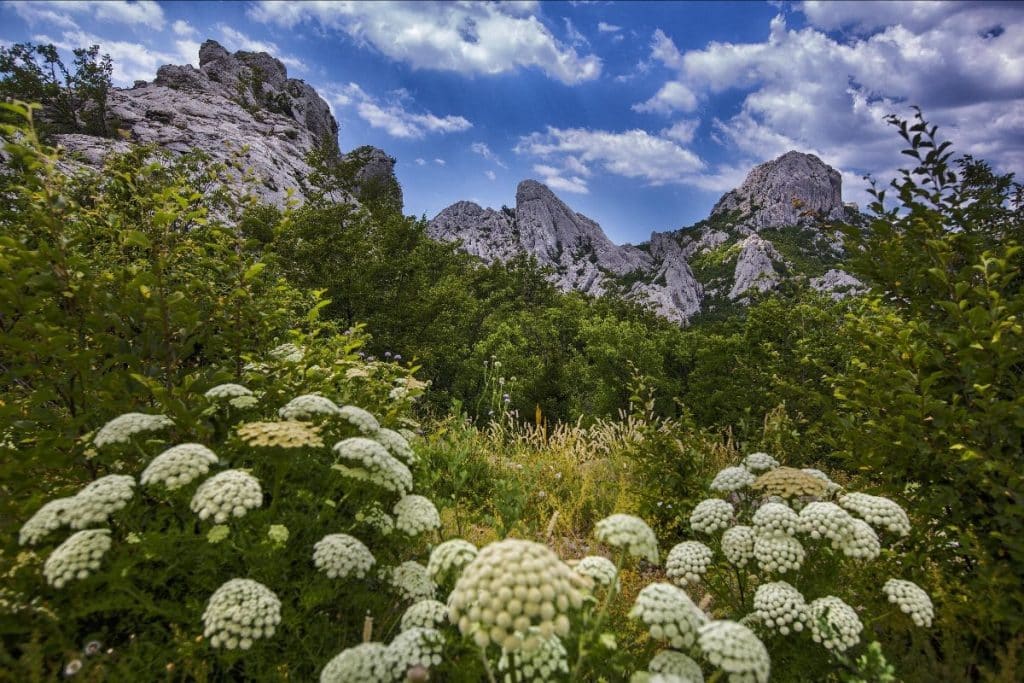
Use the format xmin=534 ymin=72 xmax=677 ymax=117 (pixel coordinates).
xmin=1 ymin=1 xmax=1022 ymax=244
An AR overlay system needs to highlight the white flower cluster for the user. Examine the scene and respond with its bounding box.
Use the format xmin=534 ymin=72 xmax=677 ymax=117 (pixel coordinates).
xmin=393 ymin=495 xmax=441 ymax=536
xmin=401 ymin=599 xmax=449 ymax=631
xmin=279 ymin=394 xmax=341 ymax=420
xmin=20 ymin=498 xmax=75 ymax=546
xmin=800 ymin=468 xmax=833 ymax=485
xmin=648 ymin=650 xmax=704 ymax=682
xmin=629 ymin=582 xmax=707 ymax=649
xmin=594 ymin=514 xmax=660 ymax=564
xmin=883 ymin=579 xmax=933 ymax=627
xmin=93 ymin=412 xmax=174 ymax=447
xmin=204 ymin=383 xmax=252 ymax=399
xmin=390 ymin=561 xmax=436 ymax=602
xmin=743 ymin=452 xmax=779 ymax=473
xmin=753 ymin=581 xmax=807 ymax=635
xmin=338 ymin=406 xmax=380 ymax=435
xmin=753 ymin=533 xmax=805 ymax=574
xmin=797 ymin=502 xmax=854 ymax=544
xmin=269 ymin=342 xmax=303 ymax=363
xmin=313 ymin=534 xmax=376 ymax=579
xmin=667 ymin=541 xmax=714 ymax=586
xmin=333 ymin=438 xmax=412 ymax=494
xmin=838 ymin=493 xmax=911 ymax=536
xmin=710 ymin=467 xmax=756 ymax=492
xmin=690 ymin=498 xmax=734 ymax=534
xmin=389 ymin=386 xmax=409 ymax=402
xmin=427 ymin=539 xmax=478 ymax=585
xmin=752 ymin=502 xmax=799 ymax=536
xmin=808 ymin=596 xmax=862 ymax=651
xmin=140 ymin=443 xmax=218 ymax=490
xmin=384 ymin=626 xmax=443 ymax=679
xmin=70 ymin=475 xmax=136 ymax=528
xmin=574 ymin=555 xmax=619 ymax=590
xmin=190 ymin=470 xmax=262 ymax=523
xmin=202 ymin=578 xmax=281 ymax=650
xmin=448 ymin=539 xmax=585 ymax=652
xmin=697 ymin=620 xmax=770 ymax=683
xmin=721 ymin=526 xmax=756 ymax=567
xmin=320 ymin=642 xmax=390 ymax=683
xmin=43 ymin=529 xmax=112 ymax=588
xmin=845 ymin=519 xmax=881 ymax=560
xmin=374 ymin=428 xmax=417 ymax=466
xmin=497 ymin=630 xmax=569 ymax=681
xmin=356 ymin=504 xmax=394 ymax=536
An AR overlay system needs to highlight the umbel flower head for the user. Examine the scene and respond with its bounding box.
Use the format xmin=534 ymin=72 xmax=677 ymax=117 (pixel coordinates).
xmin=393 ymin=495 xmax=441 ymax=536
xmin=70 ymin=475 xmax=136 ymax=528
xmin=269 ymin=342 xmax=304 ymax=363
xmin=808 ymin=596 xmax=862 ymax=652
xmin=313 ymin=534 xmax=376 ymax=579
xmin=389 ymin=561 xmax=436 ymax=602
xmin=752 ymin=502 xmax=800 ymax=536
xmin=844 ymin=519 xmax=881 ymax=560
xmin=356 ymin=504 xmax=395 ymax=536
xmin=190 ymin=470 xmax=263 ymax=523
xmin=204 ymin=383 xmax=253 ymax=400
xmin=743 ymin=452 xmax=780 ymax=473
xmin=594 ymin=514 xmax=660 ymax=564
xmin=647 ymin=650 xmax=704 ymax=682
xmin=666 ymin=541 xmax=714 ymax=586
xmin=279 ymin=394 xmax=341 ymax=420
xmin=237 ymin=420 xmax=324 ymax=449
xmin=753 ymin=532 xmax=805 ymax=574
xmin=721 ymin=525 xmax=756 ymax=567
xmin=427 ymin=539 xmax=478 ymax=585
xmin=690 ymin=498 xmax=734 ymax=534
xmin=202 ymin=578 xmax=281 ymax=650
xmin=698 ymin=620 xmax=770 ymax=683
xmin=320 ymin=642 xmax=390 ymax=683
xmin=384 ymin=626 xmax=444 ymax=680
xmin=883 ymin=579 xmax=934 ymax=627
xmin=753 ymin=581 xmax=807 ymax=635
xmin=374 ymin=428 xmax=418 ymax=466
xmin=93 ymin=412 xmax=174 ymax=448
xmin=140 ymin=443 xmax=218 ymax=490
xmin=573 ymin=555 xmax=620 ymax=590
xmin=497 ymin=629 xmax=569 ymax=680
xmin=43 ymin=529 xmax=112 ymax=588
xmin=20 ymin=497 xmax=75 ymax=546
xmin=448 ymin=539 xmax=585 ymax=652
xmin=333 ymin=438 xmax=412 ymax=495
xmin=752 ymin=468 xmax=828 ymax=499
xmin=710 ymin=466 xmax=756 ymax=493
xmin=629 ymin=582 xmax=707 ymax=649
xmin=338 ymin=405 xmax=381 ymax=435
xmin=401 ymin=599 xmax=449 ymax=631
xmin=838 ymin=493 xmax=911 ymax=536
xmin=797 ymin=502 xmax=855 ymax=545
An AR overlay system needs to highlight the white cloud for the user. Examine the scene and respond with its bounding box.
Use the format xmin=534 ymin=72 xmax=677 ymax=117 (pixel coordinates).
xmin=632 ymin=80 xmax=698 ymax=115
xmin=533 ymin=164 xmax=589 ymax=194
xmin=564 ymin=17 xmax=589 ymax=48
xmin=415 ymin=158 xmax=427 ymax=166
xmin=662 ymin=119 xmax=700 ymax=144
xmin=34 ymin=29 xmax=183 ymax=84
xmin=172 ymin=19 xmax=198 ymax=37
xmin=485 ymin=170 xmax=497 ymax=180
xmin=216 ymin=25 xmax=305 ymax=71
xmin=598 ymin=22 xmax=621 ymax=33
xmin=248 ymin=1 xmax=601 ymax=85
xmin=323 ymin=81 xmax=470 ymax=138
xmin=470 ymin=141 xmax=507 ymax=168
xmin=13 ymin=1 xmax=166 ymax=31
xmin=563 ymin=155 xmax=592 ymax=177
xmin=9 ymin=2 xmax=79 ymax=30
xmin=434 ymin=158 xmax=446 ymax=166
xmin=94 ymin=1 xmax=165 ymax=30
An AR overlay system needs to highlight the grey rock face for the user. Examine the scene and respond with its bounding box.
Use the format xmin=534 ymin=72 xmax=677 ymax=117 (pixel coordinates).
xmin=729 ymin=234 xmax=783 ymax=299
xmin=810 ymin=269 xmax=866 ymax=300
xmin=430 ymin=201 xmax=520 ymax=263
xmin=712 ymin=151 xmax=845 ymax=229
xmin=346 ymin=146 xmax=403 ymax=209
xmin=630 ymin=232 xmax=703 ymax=323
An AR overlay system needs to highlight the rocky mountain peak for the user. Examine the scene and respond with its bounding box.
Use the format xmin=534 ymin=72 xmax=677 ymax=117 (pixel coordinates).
xmin=711 ymin=150 xmax=846 ymax=229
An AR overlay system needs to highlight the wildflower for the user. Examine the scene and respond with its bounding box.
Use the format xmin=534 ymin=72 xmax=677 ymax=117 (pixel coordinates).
xmin=83 ymin=640 xmax=102 ymax=656
xmin=497 ymin=630 xmax=569 ymax=679
xmin=594 ymin=514 xmax=659 ymax=564
xmin=313 ymin=534 xmax=376 ymax=579
xmin=207 ymin=525 xmax=230 ymax=544
xmin=743 ymin=452 xmax=779 ymax=473
xmin=844 ymin=519 xmax=881 ymax=560
xmin=752 ymin=502 xmax=799 ymax=536
xmin=267 ymin=524 xmax=289 ymax=546
xmin=389 ymin=561 xmax=436 ymax=602
xmin=666 ymin=541 xmax=714 ymax=586
xmin=808 ymin=596 xmax=862 ymax=651
xmin=385 ymin=627 xmax=443 ymax=679
xmin=573 ymin=555 xmax=620 ymax=591
xmin=63 ymin=659 xmax=83 ymax=677
xmin=230 ymin=395 xmax=259 ymax=410
xmin=93 ymin=412 xmax=175 ymax=448
xmin=401 ymin=600 xmax=448 ymax=631
xmin=629 ymin=583 xmax=706 ymax=649
xmin=279 ymin=394 xmax=341 ymax=420
xmin=20 ymin=498 xmax=75 ymax=546
xmin=374 ymin=428 xmax=417 ymax=466
xmin=269 ymin=342 xmax=303 ymax=363
xmin=721 ymin=525 xmax=756 ymax=567
xmin=389 ymin=386 xmax=410 ymax=402
xmin=333 ymin=438 xmax=413 ymax=494
xmin=690 ymin=498 xmax=734 ymax=534
xmin=838 ymin=493 xmax=911 ymax=536
xmin=753 ymin=532 xmax=805 ymax=574
xmin=43 ymin=529 xmax=112 ymax=588
xmin=190 ymin=470 xmax=262 ymax=523
xmin=338 ymin=406 xmax=381 ymax=435
xmin=202 ymin=578 xmax=281 ymax=649
xmin=753 ymin=581 xmax=806 ymax=635
xmin=448 ymin=539 xmax=585 ymax=652
xmin=393 ymin=496 xmax=441 ymax=536
xmin=797 ymin=502 xmax=854 ymax=545
xmin=70 ymin=475 xmax=136 ymax=528
xmin=697 ymin=620 xmax=770 ymax=683
xmin=320 ymin=642 xmax=390 ymax=683
xmin=140 ymin=443 xmax=218 ymax=490
xmin=426 ymin=539 xmax=478 ymax=585
xmin=710 ymin=467 xmax=756 ymax=493
xmin=752 ymin=468 xmax=827 ymax=499
xmin=356 ymin=504 xmax=395 ymax=536
xmin=204 ymin=383 xmax=252 ymax=399
xmin=647 ymin=650 xmax=704 ymax=681
xmin=237 ymin=420 xmax=324 ymax=449
xmin=883 ymin=579 xmax=933 ymax=627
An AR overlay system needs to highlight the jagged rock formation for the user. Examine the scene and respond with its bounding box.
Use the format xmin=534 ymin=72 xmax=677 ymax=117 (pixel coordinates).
xmin=430 ymin=151 xmax=865 ymax=324
xmin=52 ymin=40 xmax=399 ymax=209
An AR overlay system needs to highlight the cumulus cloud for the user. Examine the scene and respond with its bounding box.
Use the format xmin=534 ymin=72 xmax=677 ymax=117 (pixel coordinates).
xmin=172 ymin=20 xmax=198 ymax=37
xmin=662 ymin=119 xmax=700 ymax=144
xmin=532 ymin=164 xmax=589 ymax=194
xmin=12 ymin=1 xmax=166 ymax=31
xmin=470 ymin=142 xmax=507 ymax=168
xmin=598 ymin=21 xmax=621 ymax=33
xmin=632 ymin=80 xmax=698 ymax=115
xmin=216 ymin=25 xmax=305 ymax=71
xmin=33 ymin=29 xmax=196 ymax=84
xmin=322 ymin=81 xmax=472 ymax=139
xmin=247 ymin=1 xmax=602 ymax=85
xmin=434 ymin=158 xmax=446 ymax=166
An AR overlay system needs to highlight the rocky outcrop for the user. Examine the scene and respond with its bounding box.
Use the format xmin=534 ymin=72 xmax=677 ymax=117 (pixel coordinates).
xmin=810 ymin=269 xmax=866 ymax=300
xmin=711 ymin=151 xmax=845 ymax=229
xmin=729 ymin=234 xmax=784 ymax=299
xmin=430 ymin=201 xmax=520 ymax=263
xmin=630 ymin=232 xmax=703 ymax=323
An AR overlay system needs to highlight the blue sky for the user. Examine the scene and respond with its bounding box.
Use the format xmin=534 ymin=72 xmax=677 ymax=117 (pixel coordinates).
xmin=2 ymin=1 xmax=1022 ymax=244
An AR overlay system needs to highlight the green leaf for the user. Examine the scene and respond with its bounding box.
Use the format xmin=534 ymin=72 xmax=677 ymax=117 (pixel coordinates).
xmin=243 ymin=262 xmax=267 ymax=282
